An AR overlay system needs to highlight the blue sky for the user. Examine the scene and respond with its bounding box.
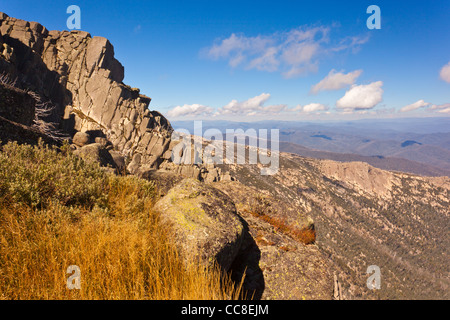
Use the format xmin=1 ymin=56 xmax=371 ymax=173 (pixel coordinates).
xmin=1 ymin=0 xmax=449 ymax=121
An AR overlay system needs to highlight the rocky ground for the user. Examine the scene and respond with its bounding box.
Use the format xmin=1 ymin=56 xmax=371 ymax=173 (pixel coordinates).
xmin=216 ymin=153 xmax=450 ymax=299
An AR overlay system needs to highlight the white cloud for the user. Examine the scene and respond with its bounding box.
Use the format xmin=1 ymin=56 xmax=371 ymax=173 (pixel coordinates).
xmin=290 ymin=104 xmax=303 ymax=112
xmin=261 ymin=103 xmax=288 ymax=114
xmin=429 ymin=103 xmax=450 ymax=114
xmin=330 ymin=35 xmax=370 ymax=53
xmin=310 ymin=69 xmax=363 ymax=94
xmin=436 ymin=107 xmax=450 ymax=114
xmin=439 ymin=62 xmax=450 ymax=83
xmin=296 ymin=103 xmax=329 ymax=113
xmin=400 ymin=99 xmax=431 ymax=113
xmin=167 ymin=93 xmax=289 ymax=119
xmin=216 ymin=93 xmax=287 ymax=116
xmin=207 ymin=33 xmax=273 ymax=67
xmin=204 ymin=26 xmax=368 ymax=78
xmin=336 ymin=81 xmax=383 ymax=111
xmin=303 ymin=103 xmax=328 ymax=113
xmin=282 ymin=62 xmax=319 ymax=79
xmin=219 ymin=93 xmax=270 ymax=115
xmin=247 ymin=47 xmax=279 ymax=71
xmin=167 ymin=104 xmax=213 ymax=118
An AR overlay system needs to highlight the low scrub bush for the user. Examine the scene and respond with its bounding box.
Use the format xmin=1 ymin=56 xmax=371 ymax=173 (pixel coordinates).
xmin=0 ymin=140 xmax=107 ymax=209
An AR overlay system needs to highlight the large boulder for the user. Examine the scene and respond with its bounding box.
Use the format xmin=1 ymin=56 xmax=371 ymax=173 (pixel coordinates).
xmin=72 ymin=131 xmax=90 ymax=147
xmin=73 ymin=143 xmax=116 ymax=169
xmin=108 ymin=150 xmax=126 ymax=173
xmin=138 ymin=169 xmax=183 ymax=197
xmin=153 ymin=178 xmax=245 ymax=271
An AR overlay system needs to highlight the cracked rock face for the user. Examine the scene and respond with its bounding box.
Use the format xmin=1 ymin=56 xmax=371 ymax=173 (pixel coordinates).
xmin=0 ymin=12 xmax=173 ymax=171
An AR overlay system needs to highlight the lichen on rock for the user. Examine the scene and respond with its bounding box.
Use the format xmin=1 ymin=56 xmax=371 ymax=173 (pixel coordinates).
xmin=154 ymin=178 xmax=245 ymax=271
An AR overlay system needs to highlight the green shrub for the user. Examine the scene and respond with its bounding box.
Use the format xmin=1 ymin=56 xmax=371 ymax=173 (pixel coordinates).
xmin=0 ymin=140 xmax=108 ymax=209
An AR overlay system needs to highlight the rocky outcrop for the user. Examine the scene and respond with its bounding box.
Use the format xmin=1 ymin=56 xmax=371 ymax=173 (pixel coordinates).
xmin=73 ymin=142 xmax=117 ymax=169
xmin=0 ymin=12 xmax=171 ymax=166
xmin=153 ymin=178 xmax=245 ymax=271
xmin=319 ymin=160 xmax=398 ymax=197
xmin=0 ymin=11 xmax=232 ymax=182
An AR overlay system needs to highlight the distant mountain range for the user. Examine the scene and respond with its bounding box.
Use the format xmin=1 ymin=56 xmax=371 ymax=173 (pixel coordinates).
xmin=172 ymin=118 xmax=450 ymax=177
xmin=278 ymin=141 xmax=450 ymax=177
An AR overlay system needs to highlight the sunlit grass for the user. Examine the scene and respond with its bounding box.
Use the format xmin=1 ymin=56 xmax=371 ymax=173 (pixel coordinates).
xmin=0 ymin=141 xmax=243 ymax=300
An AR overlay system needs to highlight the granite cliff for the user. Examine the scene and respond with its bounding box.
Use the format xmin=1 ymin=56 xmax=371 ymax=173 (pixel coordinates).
xmin=0 ymin=12 xmax=227 ymax=182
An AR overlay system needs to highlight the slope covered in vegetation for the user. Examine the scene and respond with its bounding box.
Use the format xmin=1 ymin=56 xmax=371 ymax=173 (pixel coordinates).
xmin=0 ymin=141 xmax=242 ymax=299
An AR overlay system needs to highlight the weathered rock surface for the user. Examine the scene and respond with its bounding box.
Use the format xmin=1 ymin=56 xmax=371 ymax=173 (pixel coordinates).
xmin=215 ymin=180 xmax=333 ymax=300
xmin=319 ymin=160 xmax=397 ymax=197
xmin=108 ymin=150 xmax=126 ymax=172
xmin=0 ymin=13 xmax=168 ymax=167
xmin=153 ymin=178 xmax=245 ymax=271
xmin=72 ymin=131 xmax=90 ymax=147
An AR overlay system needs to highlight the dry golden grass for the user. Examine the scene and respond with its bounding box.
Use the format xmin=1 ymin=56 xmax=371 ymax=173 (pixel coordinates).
xmin=0 ymin=142 xmax=244 ymax=300
xmin=0 ymin=188 xmax=242 ymax=300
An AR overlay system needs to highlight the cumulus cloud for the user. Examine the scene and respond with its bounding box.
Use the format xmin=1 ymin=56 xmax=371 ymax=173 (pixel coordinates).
xmin=310 ymin=69 xmax=363 ymax=94
xmin=219 ymin=93 xmax=270 ymax=115
xmin=167 ymin=104 xmax=213 ymax=118
xmin=260 ymin=103 xmax=288 ymax=114
xmin=400 ymin=100 xmax=431 ymax=113
xmin=290 ymin=104 xmax=303 ymax=112
xmin=295 ymin=103 xmax=329 ymax=113
xmin=439 ymin=61 xmax=450 ymax=83
xmin=167 ymin=93 xmax=290 ymax=119
xmin=436 ymin=107 xmax=450 ymax=114
xmin=336 ymin=81 xmax=383 ymax=111
xmin=216 ymin=93 xmax=287 ymax=116
xmin=204 ymin=26 xmax=368 ymax=78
